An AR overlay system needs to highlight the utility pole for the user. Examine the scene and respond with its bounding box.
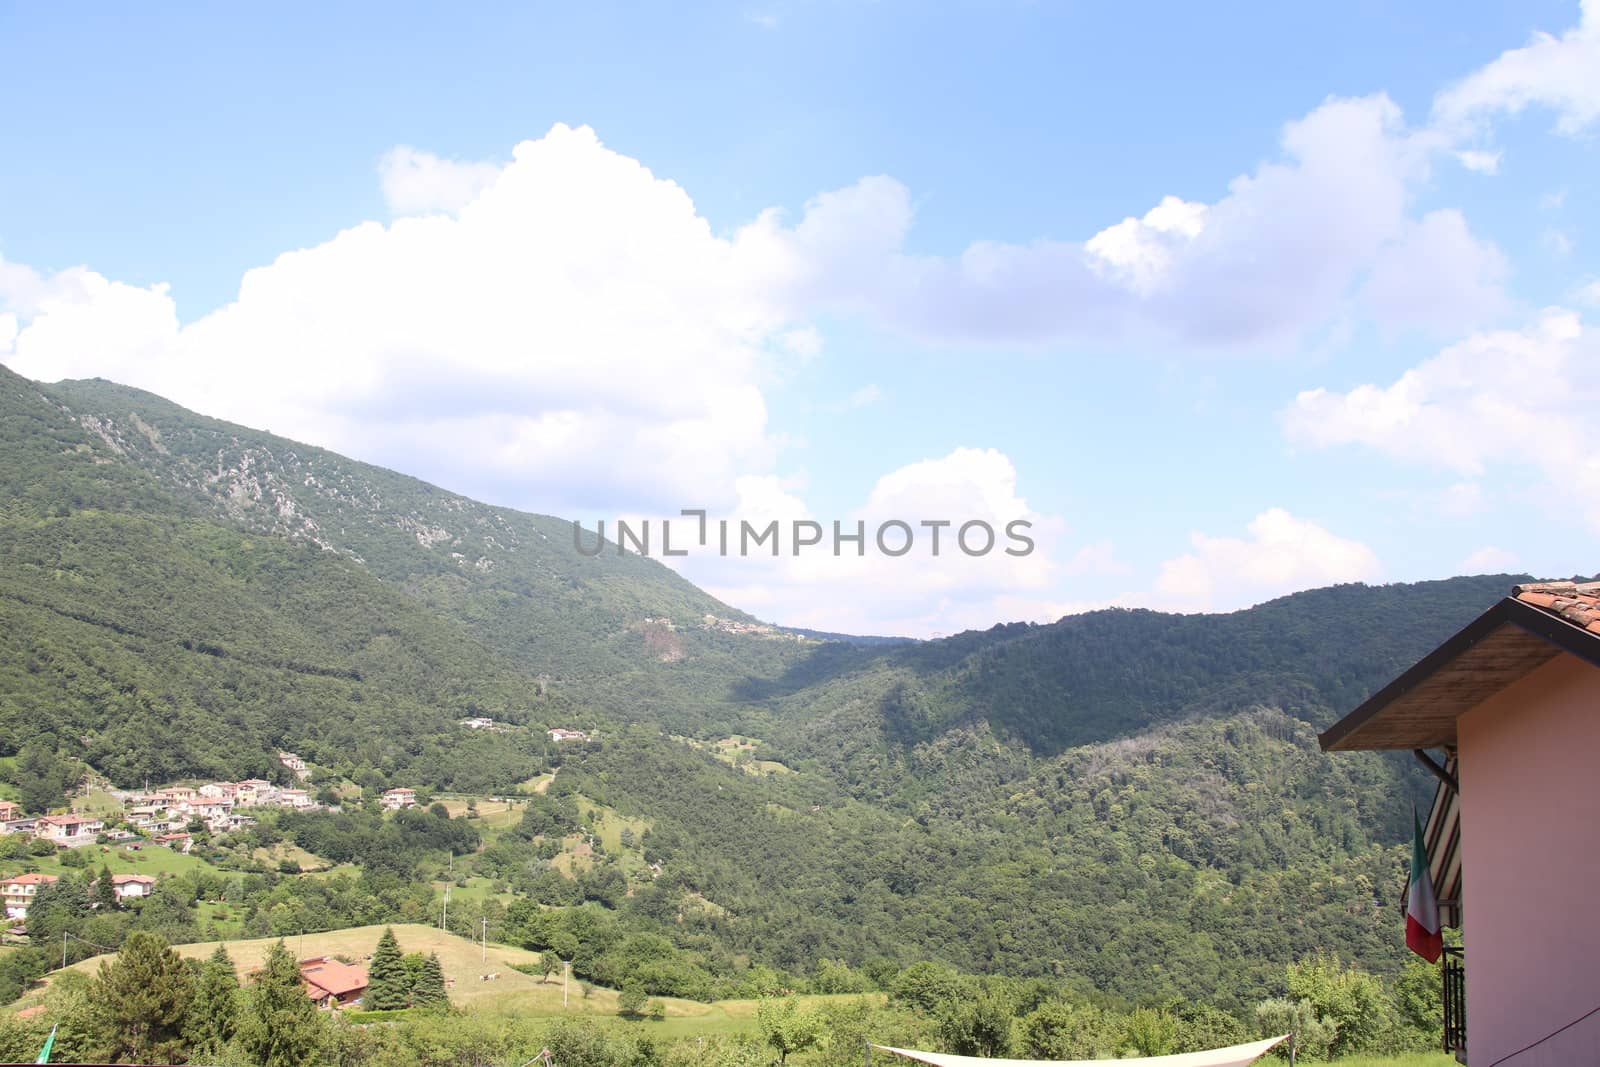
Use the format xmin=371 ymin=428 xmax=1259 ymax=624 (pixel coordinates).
xmin=63 ymin=929 xmax=69 ymax=969
xmin=563 ymin=958 xmax=569 ymax=1009
xmin=441 ymin=887 xmax=449 ymax=931
xmin=480 ymin=916 xmax=488 ymax=963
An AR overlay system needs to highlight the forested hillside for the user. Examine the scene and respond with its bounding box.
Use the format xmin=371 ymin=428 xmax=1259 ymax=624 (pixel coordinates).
xmin=35 ymin=372 xmax=819 ymax=735
xmin=0 ymin=364 xmax=1544 ymax=1014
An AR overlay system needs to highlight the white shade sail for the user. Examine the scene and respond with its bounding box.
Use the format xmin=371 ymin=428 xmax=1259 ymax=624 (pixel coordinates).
xmin=872 ymin=1034 xmax=1289 ymax=1067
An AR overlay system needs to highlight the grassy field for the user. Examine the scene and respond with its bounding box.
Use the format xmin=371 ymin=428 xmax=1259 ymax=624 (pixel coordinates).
xmin=48 ymin=924 xmax=878 ymax=1036
xmin=673 ymin=734 xmax=798 ymax=778
xmin=14 ymin=920 xmax=1466 ymax=1056
xmin=1331 ymin=1057 xmax=1457 ymax=1067
xmin=0 ymin=840 xmax=219 ymax=882
xmin=61 ymin=924 xmax=559 ymax=1010
xmin=435 ymin=795 xmax=526 ymax=830
xmin=517 ymin=771 xmax=557 ymax=794
xmin=250 ymin=842 xmax=332 ymax=872
xmin=574 ymin=797 xmax=650 ymax=854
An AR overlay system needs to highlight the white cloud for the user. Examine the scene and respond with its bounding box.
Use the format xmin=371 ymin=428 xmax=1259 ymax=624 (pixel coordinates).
xmin=380 ymin=146 xmax=503 ymax=216
xmin=3 ymin=125 xmax=791 ymax=515
xmin=677 ymin=448 xmax=1069 ymax=637
xmin=1362 ymin=210 xmax=1506 ymax=331
xmin=1285 ymin=309 xmax=1600 ymax=529
xmin=1152 ymin=508 xmax=1383 ymax=611
xmin=1576 ymin=279 xmax=1600 ymax=305
xmin=1433 ymin=0 xmax=1600 ymax=137
xmin=778 ymin=325 xmax=822 ymax=359
xmin=743 ymin=94 xmax=1498 ymax=346
xmin=1063 ymin=539 xmax=1130 ymax=578
xmin=1461 ymin=545 xmax=1521 ymax=573
xmin=1453 ymin=148 xmax=1502 ymax=174
xmin=1084 ymin=195 xmax=1209 ymax=294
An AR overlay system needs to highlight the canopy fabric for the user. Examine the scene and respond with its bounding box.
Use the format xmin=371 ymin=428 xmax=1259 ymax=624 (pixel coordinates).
xmin=871 ymin=1034 xmax=1289 ymax=1067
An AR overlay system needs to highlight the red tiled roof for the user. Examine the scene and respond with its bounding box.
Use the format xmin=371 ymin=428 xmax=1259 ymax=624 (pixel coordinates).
xmin=299 ymin=957 xmax=368 ymax=999
xmin=37 ymin=813 xmax=98 ymax=826
xmin=2 ymin=873 xmax=58 ymax=887
xmin=1513 ymin=580 xmax=1600 ymax=635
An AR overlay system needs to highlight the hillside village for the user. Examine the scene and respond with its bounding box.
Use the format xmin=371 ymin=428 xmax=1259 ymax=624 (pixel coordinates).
xmin=0 ymin=751 xmax=429 ymax=924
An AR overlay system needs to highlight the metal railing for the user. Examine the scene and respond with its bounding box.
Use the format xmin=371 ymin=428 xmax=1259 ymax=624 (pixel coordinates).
xmin=1442 ymin=944 xmax=1466 ymax=1055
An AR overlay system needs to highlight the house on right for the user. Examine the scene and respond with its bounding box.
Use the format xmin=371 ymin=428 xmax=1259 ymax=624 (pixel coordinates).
xmin=1320 ymin=580 xmax=1600 ymax=1066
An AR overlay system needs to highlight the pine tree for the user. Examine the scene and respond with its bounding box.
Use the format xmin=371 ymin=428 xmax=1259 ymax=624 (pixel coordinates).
xmin=410 ymin=953 xmax=448 ymax=1012
xmin=366 ymin=927 xmax=409 ymax=1011
xmin=92 ymin=930 xmax=195 ymax=1063
xmin=187 ymin=943 xmax=241 ymax=1057
xmin=94 ymin=864 xmax=116 ymax=911
xmin=236 ymin=940 xmax=323 ymax=1067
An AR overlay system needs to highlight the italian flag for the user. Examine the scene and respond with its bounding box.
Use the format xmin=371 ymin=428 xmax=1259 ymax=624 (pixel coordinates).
xmin=1407 ymin=809 xmax=1443 ymax=963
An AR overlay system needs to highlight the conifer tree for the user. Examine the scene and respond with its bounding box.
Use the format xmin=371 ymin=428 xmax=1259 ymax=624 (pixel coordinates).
xmin=366 ymin=927 xmax=409 ymax=1011
xmin=187 ymin=943 xmax=241 ymax=1057
xmin=410 ymin=952 xmax=448 ymax=1012
xmin=92 ymin=930 xmax=195 ymax=1063
xmin=94 ymin=864 xmax=116 ymax=910
xmin=237 ymin=940 xmax=323 ymax=1067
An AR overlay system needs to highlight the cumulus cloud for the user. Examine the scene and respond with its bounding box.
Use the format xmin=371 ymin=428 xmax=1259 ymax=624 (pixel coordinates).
xmin=678 ymin=447 xmax=1069 ymax=637
xmin=380 ymin=146 xmax=503 ymax=216
xmin=4 ymin=125 xmax=791 ymax=514
xmin=1433 ymin=0 xmax=1600 ymax=137
xmin=743 ymin=94 xmax=1500 ymax=346
xmin=1361 ymin=210 xmax=1506 ymax=331
xmin=1152 ymin=508 xmax=1383 ymax=611
xmin=1284 ymin=310 xmax=1600 ymax=529
xmin=1453 ymin=148 xmax=1502 ymax=174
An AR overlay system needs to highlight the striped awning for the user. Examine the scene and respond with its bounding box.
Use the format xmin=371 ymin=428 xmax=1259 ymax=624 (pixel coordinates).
xmin=1420 ymin=754 xmax=1462 ymax=930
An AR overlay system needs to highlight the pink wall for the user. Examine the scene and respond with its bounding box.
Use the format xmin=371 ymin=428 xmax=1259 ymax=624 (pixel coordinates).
xmin=1459 ymin=652 xmax=1600 ymax=1066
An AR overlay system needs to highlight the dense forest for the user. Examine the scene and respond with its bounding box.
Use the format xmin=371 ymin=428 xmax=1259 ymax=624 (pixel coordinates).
xmin=0 ymin=364 xmax=1553 ymax=1055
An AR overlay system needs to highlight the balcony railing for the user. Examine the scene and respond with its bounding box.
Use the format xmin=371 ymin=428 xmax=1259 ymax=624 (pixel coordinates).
xmin=1442 ymin=945 xmax=1466 ymax=1057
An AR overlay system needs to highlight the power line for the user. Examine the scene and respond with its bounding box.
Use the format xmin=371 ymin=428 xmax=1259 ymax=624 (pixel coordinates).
xmin=1484 ymin=1001 xmax=1600 ymax=1067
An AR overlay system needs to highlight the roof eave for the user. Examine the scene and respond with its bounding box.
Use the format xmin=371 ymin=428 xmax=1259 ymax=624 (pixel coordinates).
xmin=1319 ymin=596 xmax=1600 ymax=753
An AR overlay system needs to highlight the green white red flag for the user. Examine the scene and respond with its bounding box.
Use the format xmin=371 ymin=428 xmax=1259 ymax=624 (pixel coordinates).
xmin=1407 ymin=809 xmax=1443 ymax=963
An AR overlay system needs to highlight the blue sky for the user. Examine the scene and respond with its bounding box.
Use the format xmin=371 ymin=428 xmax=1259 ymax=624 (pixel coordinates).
xmin=2 ymin=2 xmax=1597 ymax=635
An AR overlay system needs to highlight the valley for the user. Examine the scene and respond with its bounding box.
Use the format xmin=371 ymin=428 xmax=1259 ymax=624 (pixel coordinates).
xmin=0 ymin=365 xmax=1546 ymax=1063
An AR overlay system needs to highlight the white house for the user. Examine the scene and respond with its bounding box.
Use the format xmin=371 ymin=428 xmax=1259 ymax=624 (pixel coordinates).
xmin=278 ymin=752 xmax=309 ymax=780
xmin=381 ymin=787 xmax=417 ymax=811
xmin=34 ymin=813 xmax=103 ymax=847
xmin=1 ymin=873 xmax=58 ymax=919
xmin=110 ymin=874 xmax=156 ymax=901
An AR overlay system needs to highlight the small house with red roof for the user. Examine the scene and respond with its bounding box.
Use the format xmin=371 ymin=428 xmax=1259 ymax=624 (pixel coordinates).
xmin=298 ymin=956 xmax=368 ymax=1009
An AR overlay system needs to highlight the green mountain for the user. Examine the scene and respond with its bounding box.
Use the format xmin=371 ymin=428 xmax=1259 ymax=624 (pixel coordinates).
xmin=0 ymin=364 xmax=1536 ymax=1010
